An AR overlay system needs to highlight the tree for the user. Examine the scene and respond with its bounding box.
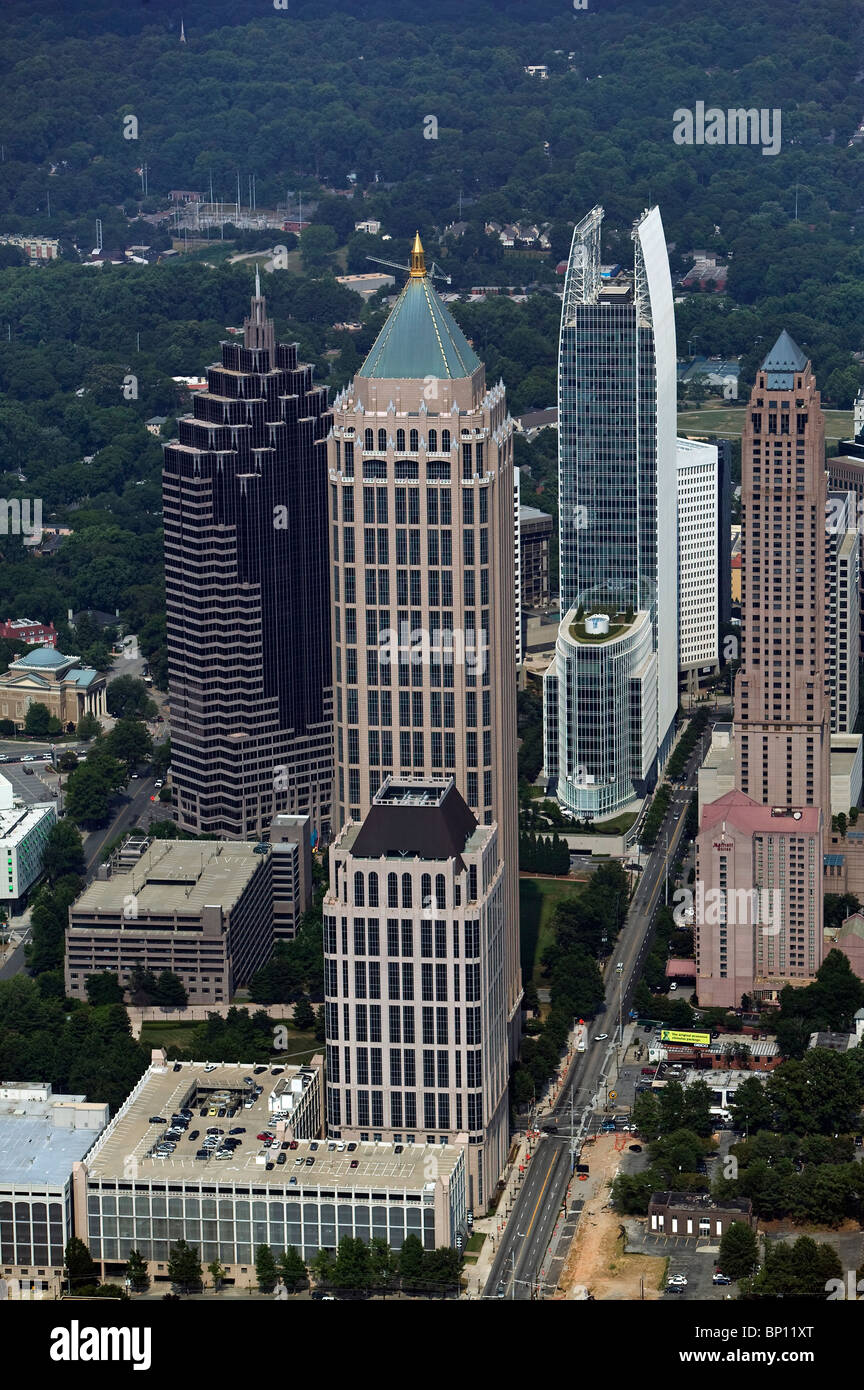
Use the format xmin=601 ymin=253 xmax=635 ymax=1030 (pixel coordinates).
xmin=310 ymin=1247 xmax=333 ymax=1285
xmin=300 ymin=224 xmax=338 ymax=272
xmin=64 ymin=1236 xmax=98 ymax=1290
xmin=42 ymin=818 xmax=85 ymax=882
xmin=105 ymin=717 xmax=152 ymax=772
xmin=331 ymin=1235 xmax=371 ymax=1289
xmin=127 ymin=966 xmax=159 ymax=1005
xmin=729 ymin=1076 xmax=774 ymax=1135
xmin=85 ymin=971 xmax=125 ymax=1006
xmin=746 ymin=1235 xmax=841 ymax=1299
xmin=398 ymin=1233 xmax=425 ymax=1287
xmin=368 ymin=1237 xmax=396 ymax=1288
xmin=57 ymin=750 xmax=79 ymax=773
xmin=65 ymin=757 xmax=123 ymax=825
xmin=126 ymin=1248 xmax=150 ymax=1292
xmin=256 ymin=1244 xmax=278 ymax=1292
xmin=277 ymin=1246 xmax=307 ymax=1290
xmin=718 ymin=1222 xmax=759 ymax=1281
xmin=76 ymin=712 xmax=102 ymax=740
xmin=106 ymin=674 xmax=157 ymax=720
xmin=293 ymin=996 xmax=315 ymax=1031
xmin=167 ymin=1240 xmax=202 ymax=1293
xmin=24 ymin=701 xmax=52 ymax=736
xmin=154 ymin=970 xmax=188 ymax=1007
xmin=207 ymin=1258 xmax=226 ymax=1289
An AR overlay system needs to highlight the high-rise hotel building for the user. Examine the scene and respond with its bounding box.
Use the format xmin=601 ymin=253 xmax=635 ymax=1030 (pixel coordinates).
xmin=696 ymin=333 xmax=829 ymax=1007
xmin=324 ymin=239 xmax=521 ymax=1204
xmin=164 ymin=275 xmax=333 ymax=839
xmin=543 ymin=206 xmax=678 ymax=819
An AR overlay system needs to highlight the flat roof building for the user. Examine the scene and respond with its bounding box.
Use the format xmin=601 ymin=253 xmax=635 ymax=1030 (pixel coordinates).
xmin=649 ymin=1191 xmax=754 ymax=1238
xmin=64 ymin=839 xmax=274 ymax=1004
xmin=0 ymin=1082 xmax=109 ymax=1295
xmin=0 ymin=777 xmax=57 ymax=904
xmin=75 ymin=1059 xmax=464 ymax=1287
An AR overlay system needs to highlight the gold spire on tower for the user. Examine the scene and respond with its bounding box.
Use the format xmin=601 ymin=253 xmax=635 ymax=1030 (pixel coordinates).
xmin=409 ymin=231 xmax=426 ymax=279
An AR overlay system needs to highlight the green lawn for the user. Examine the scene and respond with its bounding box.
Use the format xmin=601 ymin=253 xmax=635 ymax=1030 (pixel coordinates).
xmin=139 ymin=1020 xmax=200 ymax=1051
xmin=138 ymin=1019 xmax=320 ymax=1064
xmin=677 ymin=405 xmax=853 ymax=441
xmin=592 ymin=810 xmax=639 ymax=835
xmin=519 ymin=875 xmax=584 ymax=986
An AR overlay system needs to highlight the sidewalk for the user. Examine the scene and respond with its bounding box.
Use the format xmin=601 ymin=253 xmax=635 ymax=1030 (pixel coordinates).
xmin=464 ymin=1130 xmax=537 ymax=1296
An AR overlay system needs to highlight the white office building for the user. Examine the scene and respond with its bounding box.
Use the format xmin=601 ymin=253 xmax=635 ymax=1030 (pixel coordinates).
xmin=677 ymin=437 xmax=719 ymax=685
xmin=0 ymin=775 xmax=56 ymax=905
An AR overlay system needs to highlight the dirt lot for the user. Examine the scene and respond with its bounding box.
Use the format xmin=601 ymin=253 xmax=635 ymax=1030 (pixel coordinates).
xmin=559 ymin=1134 xmax=667 ymax=1300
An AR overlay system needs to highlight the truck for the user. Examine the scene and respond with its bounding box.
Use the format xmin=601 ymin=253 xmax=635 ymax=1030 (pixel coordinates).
xmin=575 ymin=1021 xmax=588 ymax=1054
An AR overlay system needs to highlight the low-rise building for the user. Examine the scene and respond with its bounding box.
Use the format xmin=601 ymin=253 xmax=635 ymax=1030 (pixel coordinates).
xmin=648 ymin=1192 xmax=754 ymax=1239
xmin=335 ymin=272 xmax=396 ymax=299
xmin=64 ymin=839 xmax=275 ymax=1003
xmin=0 ymin=647 xmax=105 ymax=728
xmin=0 ymin=234 xmax=59 ymax=261
xmin=75 ymin=1057 xmax=464 ymax=1287
xmin=0 ymin=776 xmax=57 ymax=905
xmin=0 ymin=619 xmax=57 ymax=649
xmin=0 ymin=1082 xmax=109 ymax=1297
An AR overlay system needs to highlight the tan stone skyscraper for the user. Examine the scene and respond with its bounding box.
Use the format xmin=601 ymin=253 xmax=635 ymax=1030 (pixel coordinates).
xmin=695 ymin=332 xmax=829 ymax=1007
xmin=327 ymin=234 xmax=522 ymax=1062
xmin=734 ymin=331 xmax=830 ymax=812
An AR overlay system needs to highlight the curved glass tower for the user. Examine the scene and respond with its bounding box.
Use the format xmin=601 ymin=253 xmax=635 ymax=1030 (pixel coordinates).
xmin=545 ymin=206 xmax=678 ymax=818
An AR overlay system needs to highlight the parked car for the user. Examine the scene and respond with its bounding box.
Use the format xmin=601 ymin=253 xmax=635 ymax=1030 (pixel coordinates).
xmin=229 ymin=1127 xmax=246 ymax=1135
xmin=712 ymin=1273 xmax=731 ymax=1285
xmin=276 ymin=1152 xmax=287 ymax=1165
xmin=148 ymin=1116 xmax=167 ymax=1124
xmin=350 ymin=1160 xmax=359 ymax=1169
xmin=188 ymin=1131 xmax=200 ymax=1141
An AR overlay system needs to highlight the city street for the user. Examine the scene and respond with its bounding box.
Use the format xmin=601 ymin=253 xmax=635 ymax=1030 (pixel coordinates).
xmin=485 ymin=716 xmax=715 ymax=1298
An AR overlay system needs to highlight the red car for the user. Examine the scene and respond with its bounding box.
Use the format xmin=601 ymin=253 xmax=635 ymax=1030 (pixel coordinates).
xmin=256 ymin=1132 xmax=270 ymax=1142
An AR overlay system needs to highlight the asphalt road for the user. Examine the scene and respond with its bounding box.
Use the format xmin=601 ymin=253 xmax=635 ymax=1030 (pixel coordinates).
xmin=485 ymin=723 xmax=714 ymax=1299
xmin=83 ymin=774 xmax=168 ymax=873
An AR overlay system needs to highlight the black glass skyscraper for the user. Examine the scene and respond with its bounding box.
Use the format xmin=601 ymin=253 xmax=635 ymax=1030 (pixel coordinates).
xmin=164 ymin=276 xmax=333 ymax=839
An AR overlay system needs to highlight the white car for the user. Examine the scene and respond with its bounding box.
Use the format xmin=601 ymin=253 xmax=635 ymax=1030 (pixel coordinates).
xmin=154 ymin=779 xmax=163 ymax=788
xmin=595 ymin=1033 xmax=609 ymax=1042
xmin=203 ymin=1063 xmax=218 ymax=1073
xmin=667 ymin=1274 xmax=688 ymax=1286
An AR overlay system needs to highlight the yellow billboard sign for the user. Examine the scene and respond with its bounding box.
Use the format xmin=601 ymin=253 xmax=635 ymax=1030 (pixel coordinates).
xmin=660 ymin=1029 xmax=711 ymax=1047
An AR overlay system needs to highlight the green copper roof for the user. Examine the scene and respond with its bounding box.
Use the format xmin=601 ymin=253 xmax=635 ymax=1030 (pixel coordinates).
xmin=358 ymin=274 xmax=481 ymax=381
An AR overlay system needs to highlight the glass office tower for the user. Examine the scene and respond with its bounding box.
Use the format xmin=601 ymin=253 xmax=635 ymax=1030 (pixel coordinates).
xmin=545 ymin=206 xmax=678 ymax=818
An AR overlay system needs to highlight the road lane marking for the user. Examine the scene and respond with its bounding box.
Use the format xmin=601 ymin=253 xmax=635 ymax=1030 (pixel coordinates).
xmin=523 ymin=1150 xmax=559 ymax=1242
